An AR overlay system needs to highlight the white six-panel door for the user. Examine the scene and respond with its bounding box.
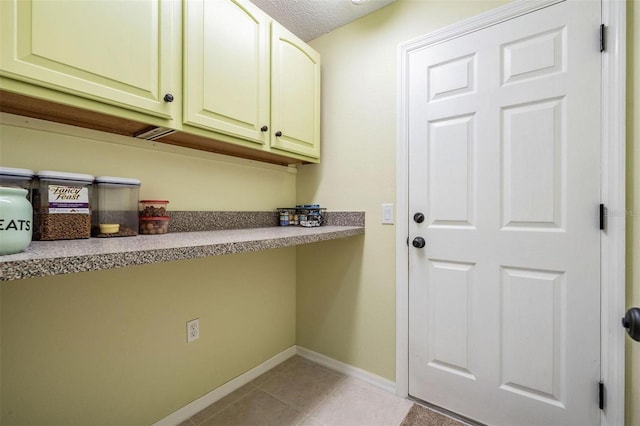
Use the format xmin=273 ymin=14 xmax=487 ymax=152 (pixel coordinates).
xmin=407 ymin=1 xmax=602 ymax=424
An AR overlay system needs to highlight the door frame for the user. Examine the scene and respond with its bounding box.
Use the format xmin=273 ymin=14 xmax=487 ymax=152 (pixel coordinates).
xmin=395 ymin=1 xmax=627 ymax=425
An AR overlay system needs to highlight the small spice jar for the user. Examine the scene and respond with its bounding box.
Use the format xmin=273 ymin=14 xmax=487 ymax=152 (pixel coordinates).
xmin=92 ymin=176 xmax=141 ymax=237
xmin=0 ymin=167 xmax=34 ymax=201
xmin=33 ymin=171 xmax=93 ymax=240
xmin=278 ymin=208 xmax=295 ymax=226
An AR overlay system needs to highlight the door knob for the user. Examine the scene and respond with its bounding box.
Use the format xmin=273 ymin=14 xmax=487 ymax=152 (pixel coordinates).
xmin=261 ymin=125 xmax=268 ymax=132
xmin=412 ymin=237 xmax=426 ymax=249
xmin=275 ymin=131 xmax=283 ymax=137
xmin=622 ymin=307 xmax=640 ymax=342
xmin=414 ymin=212 xmax=425 ymax=223
xmin=163 ymin=93 xmax=174 ymax=103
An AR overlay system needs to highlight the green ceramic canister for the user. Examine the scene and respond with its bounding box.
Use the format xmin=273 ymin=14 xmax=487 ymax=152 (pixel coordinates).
xmin=0 ymin=186 xmax=33 ymax=255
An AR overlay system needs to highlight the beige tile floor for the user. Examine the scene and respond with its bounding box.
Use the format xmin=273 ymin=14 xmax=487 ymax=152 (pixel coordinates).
xmin=179 ymin=356 xmax=414 ymax=426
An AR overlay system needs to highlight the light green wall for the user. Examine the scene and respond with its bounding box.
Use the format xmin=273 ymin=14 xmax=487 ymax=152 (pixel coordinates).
xmin=626 ymin=2 xmax=639 ymax=425
xmin=1 ymin=250 xmax=295 ymax=425
xmin=298 ymin=0 xmax=510 ymax=382
xmin=0 ymin=117 xmax=297 ymax=424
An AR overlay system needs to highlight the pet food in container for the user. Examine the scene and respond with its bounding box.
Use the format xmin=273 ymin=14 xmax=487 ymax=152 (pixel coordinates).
xmin=0 ymin=167 xmax=34 ymax=201
xmin=139 ymin=200 xmax=169 ymax=218
xmin=33 ymin=171 xmax=93 ymax=240
xmin=139 ymin=200 xmax=169 ymax=234
xmin=139 ymin=216 xmax=170 ymax=234
xmin=92 ymin=176 xmax=141 ymax=237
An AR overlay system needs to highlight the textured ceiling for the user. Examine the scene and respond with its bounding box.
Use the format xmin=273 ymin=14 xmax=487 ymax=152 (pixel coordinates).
xmin=249 ymin=0 xmax=396 ymax=42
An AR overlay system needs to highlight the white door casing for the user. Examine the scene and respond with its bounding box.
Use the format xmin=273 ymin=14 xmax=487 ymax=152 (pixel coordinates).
xmin=396 ymin=1 xmax=627 ymax=425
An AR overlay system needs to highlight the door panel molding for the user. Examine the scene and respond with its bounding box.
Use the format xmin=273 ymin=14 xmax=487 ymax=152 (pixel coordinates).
xmin=396 ymin=1 xmax=626 ymax=426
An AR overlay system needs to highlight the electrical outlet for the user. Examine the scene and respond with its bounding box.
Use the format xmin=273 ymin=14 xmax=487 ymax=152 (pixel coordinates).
xmin=186 ymin=318 xmax=199 ymax=343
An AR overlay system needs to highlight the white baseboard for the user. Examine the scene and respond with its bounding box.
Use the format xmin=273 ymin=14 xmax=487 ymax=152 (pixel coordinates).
xmin=295 ymin=346 xmax=396 ymax=395
xmin=153 ymin=345 xmax=397 ymax=425
xmin=152 ymin=346 xmax=297 ymax=426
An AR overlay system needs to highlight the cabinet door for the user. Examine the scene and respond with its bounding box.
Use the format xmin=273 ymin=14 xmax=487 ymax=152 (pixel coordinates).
xmin=271 ymin=23 xmax=321 ymax=159
xmin=184 ymin=0 xmax=270 ymax=145
xmin=0 ymin=0 xmax=177 ymax=119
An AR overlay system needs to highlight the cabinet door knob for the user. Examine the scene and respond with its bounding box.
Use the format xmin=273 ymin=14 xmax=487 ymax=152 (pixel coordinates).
xmin=163 ymin=93 xmax=174 ymax=103
xmin=275 ymin=131 xmax=283 ymax=137
xmin=261 ymin=126 xmax=268 ymax=132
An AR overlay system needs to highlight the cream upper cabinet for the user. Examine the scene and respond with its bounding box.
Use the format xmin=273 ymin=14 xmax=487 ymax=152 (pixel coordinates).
xmin=184 ymin=0 xmax=320 ymax=160
xmin=270 ymin=23 xmax=321 ymax=159
xmin=183 ymin=0 xmax=270 ymax=145
xmin=0 ymin=0 xmax=177 ymax=119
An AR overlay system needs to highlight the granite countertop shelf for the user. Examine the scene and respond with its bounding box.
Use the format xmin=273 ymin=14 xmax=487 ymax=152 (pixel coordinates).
xmin=0 ymin=225 xmax=364 ymax=281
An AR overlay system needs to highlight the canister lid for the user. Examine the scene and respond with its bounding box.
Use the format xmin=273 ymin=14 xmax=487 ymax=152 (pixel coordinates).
xmin=0 ymin=166 xmax=34 ymax=179
xmin=95 ymin=176 xmax=141 ymax=186
xmin=37 ymin=170 xmax=94 ymax=183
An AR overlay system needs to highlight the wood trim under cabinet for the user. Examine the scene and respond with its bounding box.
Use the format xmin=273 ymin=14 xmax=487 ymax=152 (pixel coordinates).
xmin=0 ymin=89 xmax=148 ymax=136
xmin=0 ymin=90 xmax=308 ymax=166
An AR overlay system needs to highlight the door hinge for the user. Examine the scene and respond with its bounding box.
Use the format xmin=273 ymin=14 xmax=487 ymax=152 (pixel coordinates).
xmin=599 ymin=204 xmax=606 ymax=230
xmin=599 ymin=381 xmax=605 ymax=410
xmin=600 ymin=24 xmax=606 ymax=52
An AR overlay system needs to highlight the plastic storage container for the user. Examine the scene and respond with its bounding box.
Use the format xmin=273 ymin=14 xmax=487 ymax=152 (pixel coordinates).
xmin=0 ymin=167 xmax=34 ymax=200
xmin=92 ymin=176 xmax=141 ymax=237
xmin=33 ymin=171 xmax=93 ymax=240
xmin=139 ymin=200 xmax=169 ymax=235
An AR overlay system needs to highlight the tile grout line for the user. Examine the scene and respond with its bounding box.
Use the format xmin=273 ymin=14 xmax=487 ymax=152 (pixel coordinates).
xmin=189 ymin=384 xmax=258 ymax=425
xmin=253 ymin=358 xmax=350 ymax=425
xmin=298 ymin=377 xmax=353 ymax=426
xmin=249 ymin=367 xmax=314 ymax=422
xmin=257 ymin=381 xmax=334 ymax=419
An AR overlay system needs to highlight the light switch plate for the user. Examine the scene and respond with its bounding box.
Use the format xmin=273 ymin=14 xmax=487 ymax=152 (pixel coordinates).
xmin=382 ymin=204 xmax=394 ymax=224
